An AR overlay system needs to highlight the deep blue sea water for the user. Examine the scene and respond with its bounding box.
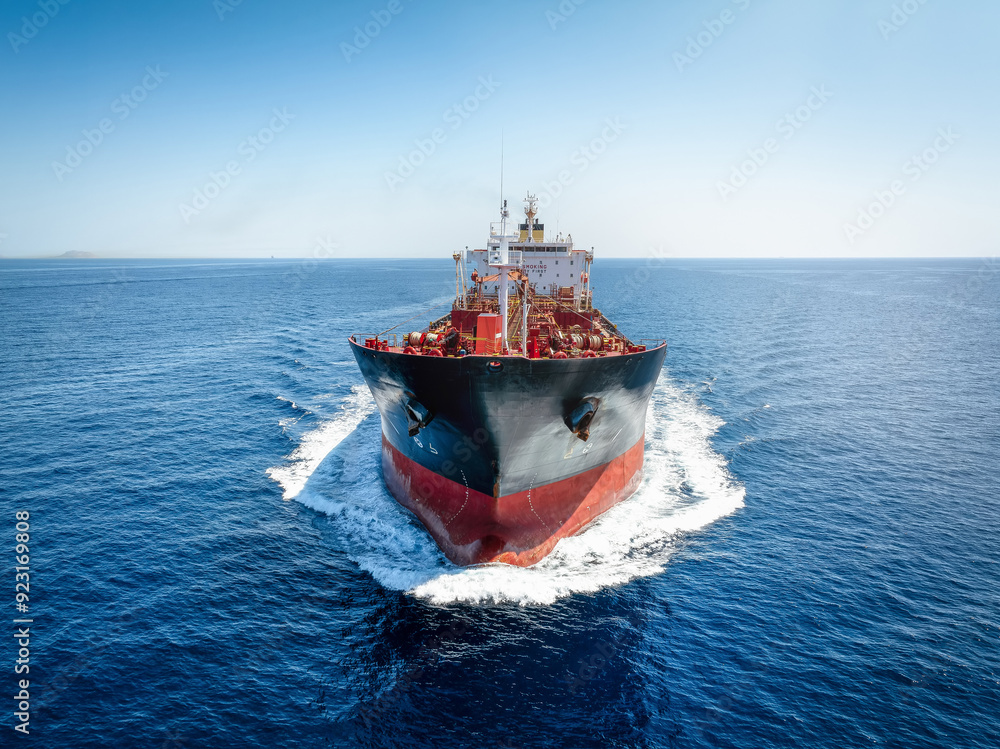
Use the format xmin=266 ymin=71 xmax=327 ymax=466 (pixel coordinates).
xmin=1 ymin=257 xmax=997 ymax=748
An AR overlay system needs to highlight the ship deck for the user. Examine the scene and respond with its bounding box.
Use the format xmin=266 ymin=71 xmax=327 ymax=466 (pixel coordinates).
xmin=355 ymin=291 xmax=664 ymax=359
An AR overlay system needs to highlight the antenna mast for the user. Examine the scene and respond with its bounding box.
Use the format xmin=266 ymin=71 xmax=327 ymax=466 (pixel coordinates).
xmin=499 ymin=130 xmax=504 ymax=211
xmin=486 ymin=131 xmax=522 ymax=354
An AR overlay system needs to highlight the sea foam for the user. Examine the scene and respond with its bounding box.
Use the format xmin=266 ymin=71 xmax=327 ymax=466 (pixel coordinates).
xmin=266 ymin=384 xmax=375 ymax=500
xmin=268 ymin=376 xmax=745 ymax=606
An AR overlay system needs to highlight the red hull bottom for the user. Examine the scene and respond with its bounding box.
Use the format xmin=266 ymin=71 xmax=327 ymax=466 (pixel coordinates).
xmin=381 ymin=434 xmax=645 ymax=566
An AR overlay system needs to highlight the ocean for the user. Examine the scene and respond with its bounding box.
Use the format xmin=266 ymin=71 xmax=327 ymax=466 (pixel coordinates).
xmin=1 ymin=257 xmax=997 ymax=748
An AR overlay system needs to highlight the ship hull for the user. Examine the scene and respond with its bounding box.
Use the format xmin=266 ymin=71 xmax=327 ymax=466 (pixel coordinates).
xmin=349 ymin=339 xmax=666 ymax=566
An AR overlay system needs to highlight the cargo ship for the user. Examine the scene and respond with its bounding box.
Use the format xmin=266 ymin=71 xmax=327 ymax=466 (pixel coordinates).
xmin=350 ymin=195 xmax=666 ymax=566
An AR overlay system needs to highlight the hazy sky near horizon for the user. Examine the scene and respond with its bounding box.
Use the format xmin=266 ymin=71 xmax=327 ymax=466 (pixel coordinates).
xmin=0 ymin=0 xmax=997 ymax=259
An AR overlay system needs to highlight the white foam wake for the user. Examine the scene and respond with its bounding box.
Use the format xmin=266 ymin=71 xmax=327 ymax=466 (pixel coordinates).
xmin=266 ymin=385 xmax=376 ymax=500
xmin=267 ymin=376 xmax=746 ymax=606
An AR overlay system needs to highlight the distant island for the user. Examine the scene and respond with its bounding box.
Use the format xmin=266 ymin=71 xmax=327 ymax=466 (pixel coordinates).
xmin=54 ymin=251 xmax=99 ymax=259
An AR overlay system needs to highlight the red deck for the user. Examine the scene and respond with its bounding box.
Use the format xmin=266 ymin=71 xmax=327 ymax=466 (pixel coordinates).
xmin=360 ymin=301 xmax=657 ymax=359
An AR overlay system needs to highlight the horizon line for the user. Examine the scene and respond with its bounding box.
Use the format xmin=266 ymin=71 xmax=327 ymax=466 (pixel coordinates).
xmin=1 ymin=255 xmax=996 ymax=262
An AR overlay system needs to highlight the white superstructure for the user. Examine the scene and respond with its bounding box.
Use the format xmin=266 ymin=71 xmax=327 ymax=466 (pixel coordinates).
xmin=467 ymin=194 xmax=593 ymax=312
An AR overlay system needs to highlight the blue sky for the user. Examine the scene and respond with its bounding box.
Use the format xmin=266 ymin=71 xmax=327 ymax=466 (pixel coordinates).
xmin=0 ymin=0 xmax=997 ymax=258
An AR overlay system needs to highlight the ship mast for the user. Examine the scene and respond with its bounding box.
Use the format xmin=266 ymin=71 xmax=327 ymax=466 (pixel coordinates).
xmin=491 ymin=135 xmax=512 ymax=352
xmin=488 ymin=199 xmax=519 ymax=354
xmin=521 ymin=194 xmax=537 ymax=353
xmin=524 ymin=193 xmax=537 ymax=243
xmin=453 ymin=248 xmax=467 ymax=308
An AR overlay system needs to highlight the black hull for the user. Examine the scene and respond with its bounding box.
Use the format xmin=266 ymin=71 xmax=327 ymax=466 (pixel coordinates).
xmin=350 ymin=340 xmax=666 ymax=499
